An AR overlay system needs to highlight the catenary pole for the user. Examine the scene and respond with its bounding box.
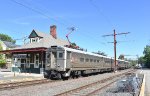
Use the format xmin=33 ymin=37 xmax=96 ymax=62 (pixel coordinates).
xmin=103 ymin=30 xmax=130 ymax=72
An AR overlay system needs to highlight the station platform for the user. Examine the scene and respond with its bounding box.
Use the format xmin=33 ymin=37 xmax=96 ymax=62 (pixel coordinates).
xmin=142 ymin=69 xmax=150 ymax=96
xmin=137 ymin=68 xmax=150 ymax=96
xmin=0 ymin=71 xmax=44 ymax=84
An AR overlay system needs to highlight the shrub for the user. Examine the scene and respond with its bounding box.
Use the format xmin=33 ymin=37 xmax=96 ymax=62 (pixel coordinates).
xmin=0 ymin=59 xmax=6 ymax=68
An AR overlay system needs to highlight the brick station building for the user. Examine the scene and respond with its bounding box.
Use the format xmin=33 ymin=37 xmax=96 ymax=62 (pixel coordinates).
xmin=0 ymin=25 xmax=69 ymax=73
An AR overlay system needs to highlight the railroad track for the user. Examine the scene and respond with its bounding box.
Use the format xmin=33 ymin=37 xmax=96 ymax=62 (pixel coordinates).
xmin=0 ymin=79 xmax=55 ymax=91
xmin=55 ymin=69 xmax=136 ymax=96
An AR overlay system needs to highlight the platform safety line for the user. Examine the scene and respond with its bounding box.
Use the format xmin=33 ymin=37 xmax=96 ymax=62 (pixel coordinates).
xmin=139 ymin=74 xmax=145 ymax=96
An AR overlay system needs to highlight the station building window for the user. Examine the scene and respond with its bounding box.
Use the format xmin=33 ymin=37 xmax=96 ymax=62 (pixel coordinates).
xmin=30 ymin=37 xmax=40 ymax=43
xmin=26 ymin=58 xmax=30 ymax=68
xmin=30 ymin=54 xmax=34 ymax=63
xmin=34 ymin=54 xmax=39 ymax=68
xmin=21 ymin=59 xmax=26 ymax=63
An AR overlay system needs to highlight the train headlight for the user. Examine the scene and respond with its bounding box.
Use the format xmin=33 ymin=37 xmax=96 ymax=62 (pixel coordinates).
xmin=57 ymin=64 xmax=60 ymax=67
xmin=46 ymin=64 xmax=50 ymax=67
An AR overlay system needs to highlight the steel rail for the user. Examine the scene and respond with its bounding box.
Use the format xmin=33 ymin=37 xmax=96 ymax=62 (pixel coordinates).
xmin=0 ymin=79 xmax=55 ymax=91
xmin=55 ymin=69 xmax=136 ymax=96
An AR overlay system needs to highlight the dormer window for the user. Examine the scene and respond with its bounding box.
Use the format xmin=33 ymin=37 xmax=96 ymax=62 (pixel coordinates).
xmin=29 ymin=30 xmax=43 ymax=43
xmin=30 ymin=37 xmax=40 ymax=43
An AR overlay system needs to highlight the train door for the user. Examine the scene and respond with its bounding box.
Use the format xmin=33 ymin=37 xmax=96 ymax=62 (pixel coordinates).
xmin=45 ymin=52 xmax=51 ymax=70
xmin=66 ymin=51 xmax=71 ymax=68
xmin=51 ymin=51 xmax=57 ymax=69
xmin=57 ymin=51 xmax=65 ymax=71
xmin=111 ymin=59 xmax=113 ymax=70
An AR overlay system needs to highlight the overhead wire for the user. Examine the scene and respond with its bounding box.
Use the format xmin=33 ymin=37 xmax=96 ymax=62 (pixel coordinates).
xmin=88 ymin=0 xmax=115 ymax=51
xmin=88 ymin=0 xmax=115 ymax=46
xmin=10 ymin=0 xmax=67 ymax=26
xmin=22 ymin=0 xmax=76 ymax=27
xmin=89 ymin=0 xmax=114 ymax=30
xmin=10 ymin=0 xmax=111 ymax=51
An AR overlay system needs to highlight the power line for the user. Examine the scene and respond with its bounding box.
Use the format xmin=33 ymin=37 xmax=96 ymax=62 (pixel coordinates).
xmin=10 ymin=0 xmax=67 ymax=26
xmin=14 ymin=35 xmax=28 ymax=45
xmin=89 ymin=0 xmax=114 ymax=29
xmin=22 ymin=1 xmax=107 ymax=46
xmin=22 ymin=0 xmax=76 ymax=27
xmin=10 ymin=0 xmax=109 ymax=50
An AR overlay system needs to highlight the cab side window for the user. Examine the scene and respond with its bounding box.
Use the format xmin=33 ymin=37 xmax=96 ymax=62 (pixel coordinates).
xmin=59 ymin=53 xmax=63 ymax=58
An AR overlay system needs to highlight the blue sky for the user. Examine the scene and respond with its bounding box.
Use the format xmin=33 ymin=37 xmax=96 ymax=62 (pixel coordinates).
xmin=0 ymin=0 xmax=150 ymax=59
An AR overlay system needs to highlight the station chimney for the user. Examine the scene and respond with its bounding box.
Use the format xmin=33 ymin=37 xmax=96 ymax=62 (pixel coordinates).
xmin=50 ymin=25 xmax=57 ymax=39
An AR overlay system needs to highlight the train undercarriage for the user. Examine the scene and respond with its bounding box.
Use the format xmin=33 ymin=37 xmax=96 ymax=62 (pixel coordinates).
xmin=44 ymin=68 xmax=115 ymax=80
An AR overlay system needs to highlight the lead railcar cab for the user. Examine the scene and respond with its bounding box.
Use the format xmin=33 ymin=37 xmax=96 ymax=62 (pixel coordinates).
xmin=45 ymin=46 xmax=72 ymax=79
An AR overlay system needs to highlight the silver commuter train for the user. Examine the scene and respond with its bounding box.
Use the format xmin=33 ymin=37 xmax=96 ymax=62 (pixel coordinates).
xmin=44 ymin=46 xmax=129 ymax=79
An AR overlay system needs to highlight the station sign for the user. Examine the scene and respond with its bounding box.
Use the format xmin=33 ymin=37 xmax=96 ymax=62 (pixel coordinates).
xmin=13 ymin=54 xmax=27 ymax=59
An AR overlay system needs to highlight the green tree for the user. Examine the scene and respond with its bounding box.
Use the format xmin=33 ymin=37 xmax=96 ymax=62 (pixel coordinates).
xmin=0 ymin=43 xmax=3 ymax=59
xmin=92 ymin=51 xmax=107 ymax=56
xmin=0 ymin=33 xmax=16 ymax=43
xmin=138 ymin=56 xmax=145 ymax=64
xmin=0 ymin=59 xmax=6 ymax=68
xmin=118 ymin=54 xmax=125 ymax=60
xmin=143 ymin=45 xmax=150 ymax=68
xmin=128 ymin=59 xmax=137 ymax=67
xmin=71 ymin=43 xmax=76 ymax=46
xmin=0 ymin=43 xmax=6 ymax=68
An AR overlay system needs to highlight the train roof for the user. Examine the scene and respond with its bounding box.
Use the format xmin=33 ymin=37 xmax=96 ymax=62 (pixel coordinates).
xmin=51 ymin=46 xmax=129 ymax=62
xmin=52 ymin=46 xmax=113 ymax=59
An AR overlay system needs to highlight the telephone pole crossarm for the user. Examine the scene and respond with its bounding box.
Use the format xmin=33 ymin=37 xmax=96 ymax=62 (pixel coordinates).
xmin=115 ymin=32 xmax=130 ymax=35
xmin=102 ymin=34 xmax=114 ymax=37
xmin=102 ymin=32 xmax=130 ymax=37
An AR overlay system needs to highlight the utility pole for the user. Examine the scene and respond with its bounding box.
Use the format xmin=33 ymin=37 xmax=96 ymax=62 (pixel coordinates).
xmin=103 ymin=29 xmax=130 ymax=72
xmin=114 ymin=30 xmax=117 ymax=72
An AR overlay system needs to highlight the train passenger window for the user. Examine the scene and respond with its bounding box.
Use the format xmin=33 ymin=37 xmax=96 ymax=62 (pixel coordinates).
xmin=90 ymin=59 xmax=93 ymax=62
xmin=97 ymin=60 xmax=99 ymax=63
xmin=105 ymin=59 xmax=109 ymax=63
xmin=59 ymin=53 xmax=63 ymax=58
xmin=86 ymin=58 xmax=89 ymax=62
xmin=80 ymin=58 xmax=84 ymax=62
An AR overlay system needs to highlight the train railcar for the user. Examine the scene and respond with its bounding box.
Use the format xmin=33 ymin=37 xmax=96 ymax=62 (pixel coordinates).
xmin=44 ymin=46 xmax=129 ymax=79
xmin=117 ymin=59 xmax=126 ymax=70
